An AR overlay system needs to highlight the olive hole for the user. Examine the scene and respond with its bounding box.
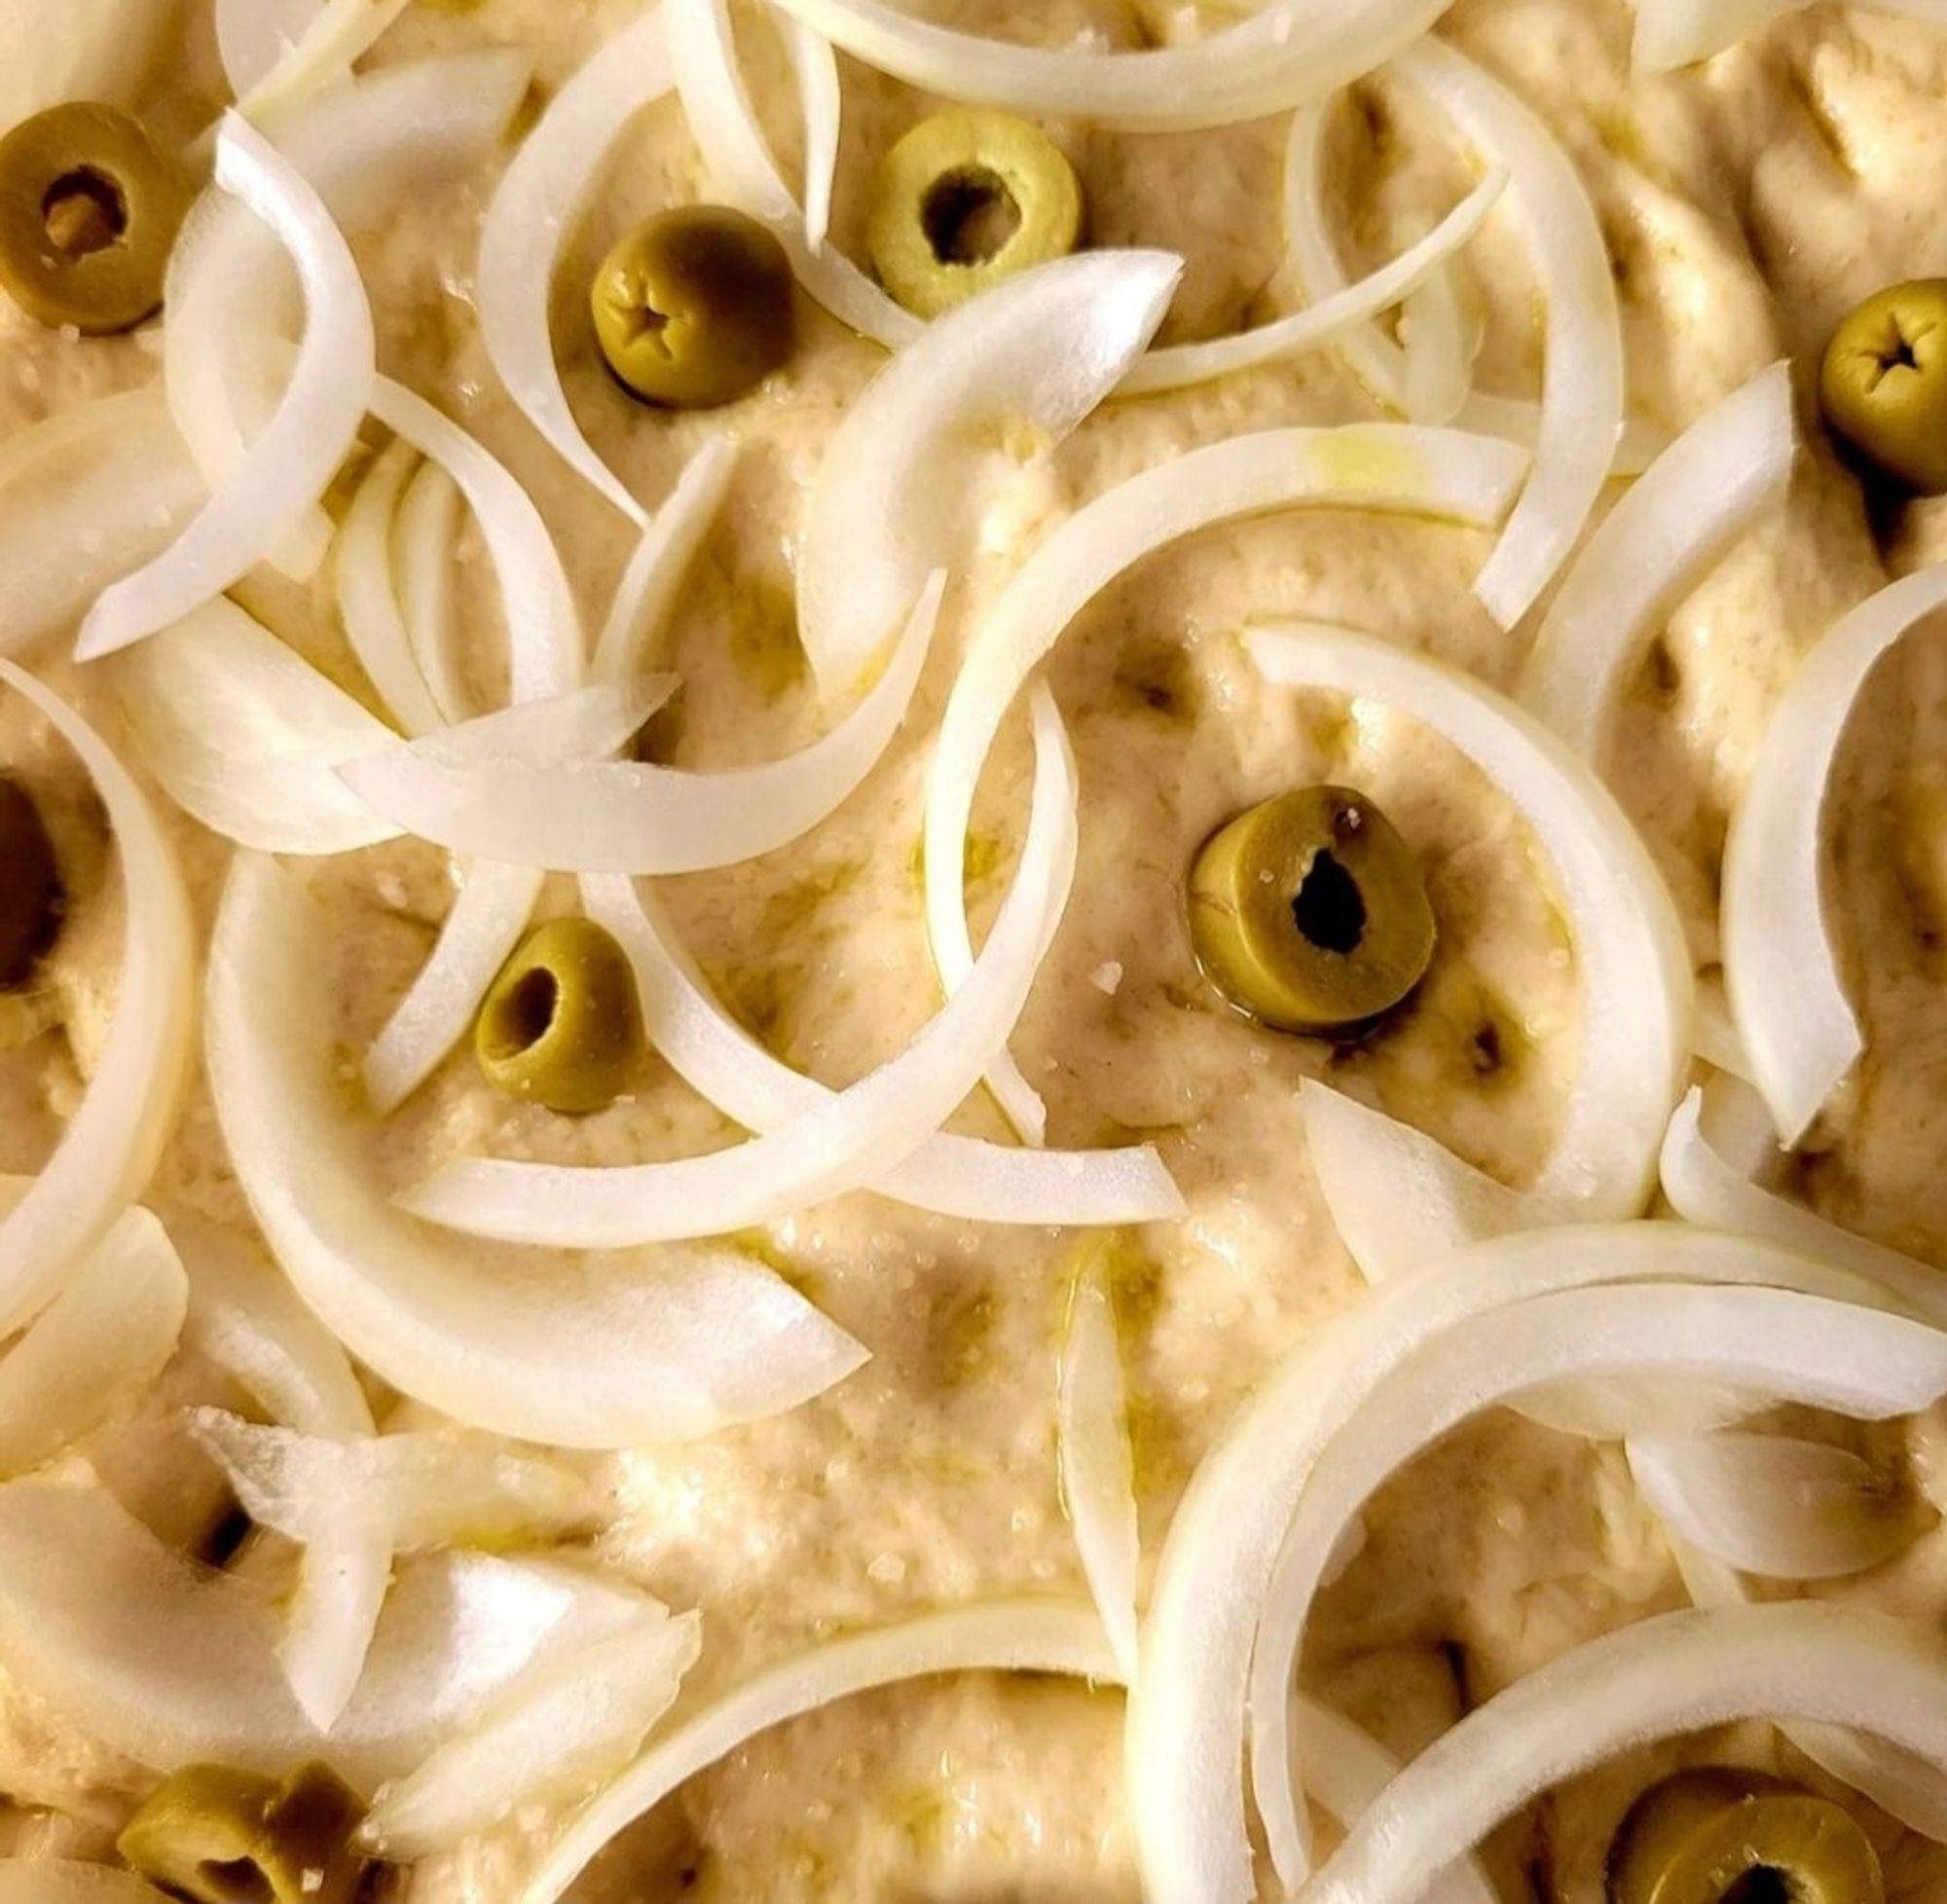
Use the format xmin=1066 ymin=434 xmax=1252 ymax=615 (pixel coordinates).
xmin=491 ymin=967 xmax=560 ymax=1059
xmin=197 ymin=1859 xmax=275 ymax=1904
xmin=1292 ymin=851 xmax=1367 ymax=955
xmin=1718 ymin=1868 xmax=1797 ymax=1904
xmin=921 ymin=165 xmax=1022 ymax=267
xmin=42 ymin=166 xmax=129 ymax=260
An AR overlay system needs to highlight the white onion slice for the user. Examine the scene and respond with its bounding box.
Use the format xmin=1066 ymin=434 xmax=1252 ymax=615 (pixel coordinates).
xmin=415 ymin=678 xmax=677 ymax=772
xmin=78 ymin=116 xmax=374 ymax=662
xmin=476 ymin=5 xmax=673 ymax=525
xmin=0 ymin=663 xmax=195 ymax=1337
xmin=1117 ymin=170 xmax=1504 ymax=401
xmin=1628 ymin=1431 xmax=1920 ymax=1579
xmin=399 ymin=685 xmax=1076 ymax=1247
xmin=1250 ymin=1280 xmax=1947 ymax=1887
xmin=581 ymin=876 xmax=1186 ymax=1226
xmin=236 ymin=0 xmax=413 ymax=128
xmin=208 ymin=853 xmax=868 ymax=1445
xmin=1631 ymin=0 xmax=1947 ymax=72
xmin=1722 ymin=562 xmax=1947 ymax=1144
xmin=1523 ymin=362 xmax=1795 ymax=758
xmin=1127 ymin=1222 xmax=1887 ymax=1904
xmin=1247 ymin=625 xmax=1692 ymax=1278
xmin=107 ymin=598 xmax=403 ymax=857
xmin=665 ymin=0 xmax=919 ymax=348
xmin=760 ymin=0 xmax=1451 ymax=131
xmin=396 ymin=460 xmax=468 ymax=724
xmin=523 ymin=1598 xmax=1120 ymax=1904
xmin=175 ymin=1215 xmax=386 ymax=1731
xmin=1307 ymin=1602 xmax=1947 ymax=1904
xmin=337 ymin=441 xmax=446 ymax=737
xmin=361 ymin=1612 xmax=702 ymax=1856
xmin=0 ymin=1190 xmax=186 ymax=1478
xmin=1389 ymin=39 xmax=1623 ymax=629
xmin=1057 ymin=1248 xmax=1141 ymax=1682
xmin=801 ymin=249 xmax=1179 ymax=699
xmin=778 ymin=16 xmax=841 ymax=254
xmin=1400 ymin=263 xmax=1480 ymax=424
xmin=341 ymin=576 xmax=944 ymax=875
xmin=0 ymin=1482 xmax=662 ymax=1783
xmin=0 ymin=387 xmax=205 ymax=660
xmin=0 ymin=1866 xmax=168 ymax=1904
xmin=925 ymin=423 xmax=1526 ymax=1162
xmin=217 ymin=0 xmax=319 ymax=97
xmin=0 ymin=0 xmax=170 ymax=138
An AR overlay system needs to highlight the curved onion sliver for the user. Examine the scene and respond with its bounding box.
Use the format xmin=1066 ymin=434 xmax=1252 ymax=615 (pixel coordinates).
xmin=1057 ymin=1248 xmax=1141 ymax=1682
xmin=778 ymin=16 xmax=841 ymax=254
xmin=361 ymin=1612 xmax=701 ymax=1857
xmin=1722 ymin=562 xmax=1947 ymax=1144
xmin=801 ymin=249 xmax=1179 ymax=700
xmin=760 ymin=0 xmax=1451 ymax=131
xmin=78 ymin=115 xmax=374 ymax=662
xmin=209 ymin=855 xmax=868 ymax=1444
xmin=106 ymin=599 xmax=402 ymax=858
xmin=0 ymin=1190 xmax=186 ymax=1478
xmin=0 ymin=387 xmax=205 ymax=660
xmin=1523 ymin=362 xmax=1795 ymax=758
xmin=1400 ymin=262 xmax=1480 ymax=423
xmin=0 ymin=663 xmax=195 ymax=1337
xmin=1246 ymin=625 xmax=1693 ymax=1278
xmin=1126 ymin=1222 xmax=1888 ymax=1904
xmin=1305 ymin=1602 xmax=1947 ymax=1904
xmin=1116 ymin=169 xmax=1505 ymax=401
xmin=337 ymin=440 xmax=445 ymax=737
xmin=236 ymin=0 xmax=413 ymax=128
xmin=397 ymin=460 xmax=468 ymax=724
xmin=398 ymin=685 xmax=1076 ymax=1248
xmin=415 ymin=679 xmax=676 ymax=771
xmin=1630 ymin=0 xmax=1947 ymax=71
xmin=665 ymin=0 xmax=918 ymax=348
xmin=522 ymin=1598 xmax=1120 ymax=1904
xmin=477 ymin=5 xmax=673 ymax=526
xmin=924 ymin=423 xmax=1527 ymax=1157
xmin=581 ymin=876 xmax=1185 ymax=1226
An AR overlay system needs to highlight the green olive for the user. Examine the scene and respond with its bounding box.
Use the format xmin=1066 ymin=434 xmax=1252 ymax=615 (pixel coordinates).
xmin=1187 ymin=785 xmax=1436 ymax=1037
xmin=0 ymin=102 xmax=190 ymax=335
xmin=0 ymin=776 xmax=62 ymax=990
xmin=475 ymin=916 xmax=646 ymax=1114
xmin=1607 ymin=1767 xmax=1884 ymax=1904
xmin=866 ymin=109 xmax=1083 ymax=318
xmin=590 ymin=205 xmax=794 ymax=409
xmin=1819 ymin=278 xmax=1947 ymax=494
xmin=118 ymin=1762 xmax=368 ymax=1904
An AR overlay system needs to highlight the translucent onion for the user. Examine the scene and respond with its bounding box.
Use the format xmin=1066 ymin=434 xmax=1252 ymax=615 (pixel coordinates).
xmin=1247 ymin=625 xmax=1692 ymax=1279
xmin=1249 ymin=1279 xmax=1947 ymax=1888
xmin=522 ymin=1599 xmax=1120 ymax=1904
xmin=924 ymin=423 xmax=1527 ymax=1158
xmin=107 ymin=597 xmax=403 ymax=858
xmin=1523 ymin=362 xmax=1795 ymax=759
xmin=1127 ymin=1222 xmax=1889 ymax=1904
xmin=413 ymin=678 xmax=677 ymax=772
xmin=78 ymin=115 xmax=374 ymax=662
xmin=0 ymin=1190 xmax=186 ymax=1479
xmin=759 ymin=0 xmax=1452 ymax=131
xmin=1116 ymin=170 xmax=1505 ymax=401
xmin=341 ymin=577 xmax=945 ymax=876
xmin=580 ymin=876 xmax=1187 ymax=1226
xmin=799 ymin=249 xmax=1180 ymax=700
xmin=207 ymin=853 xmax=868 ymax=1446
xmin=1300 ymin=1602 xmax=1947 ymax=1904
xmin=337 ymin=440 xmax=446 ymax=737
xmin=1627 ymin=1431 xmax=1922 ymax=1579
xmin=1630 ymin=0 xmax=1947 ymax=72
xmin=361 ymin=1612 xmax=702 ymax=1857
xmin=1722 ymin=562 xmax=1947 ymax=1144
xmin=396 ymin=459 xmax=468 ymax=723
xmin=665 ymin=0 xmax=919 ymax=348
xmin=0 ymin=387 xmax=205 ymax=660
xmin=476 ymin=5 xmax=673 ymax=526
xmin=0 ymin=0 xmax=171 ymax=138
xmin=0 ymin=662 xmax=195 ymax=1338
xmin=778 ymin=17 xmax=841 ymax=254
xmin=1400 ymin=262 xmax=1480 ymax=424
xmin=175 ymin=1214 xmax=385 ymax=1731
xmin=216 ymin=0 xmax=319 ymax=97
xmin=398 ymin=686 xmax=1076 ymax=1247
xmin=236 ymin=0 xmax=414 ymax=128
xmin=1057 ymin=1251 xmax=1141 ymax=1682
xmin=189 ymin=1411 xmax=597 ymax=1549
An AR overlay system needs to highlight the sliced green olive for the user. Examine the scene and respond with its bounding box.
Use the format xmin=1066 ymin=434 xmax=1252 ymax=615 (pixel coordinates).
xmin=0 ymin=776 xmax=62 ymax=990
xmin=475 ymin=916 xmax=646 ymax=1114
xmin=866 ymin=109 xmax=1083 ymax=318
xmin=1819 ymin=278 xmax=1947 ymax=494
xmin=590 ymin=205 xmax=794 ymax=409
xmin=1187 ymin=785 xmax=1435 ymax=1037
xmin=0 ymin=102 xmax=189 ymax=334
xmin=1607 ymin=1767 xmax=1884 ymax=1904
xmin=118 ymin=1762 xmax=368 ymax=1904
